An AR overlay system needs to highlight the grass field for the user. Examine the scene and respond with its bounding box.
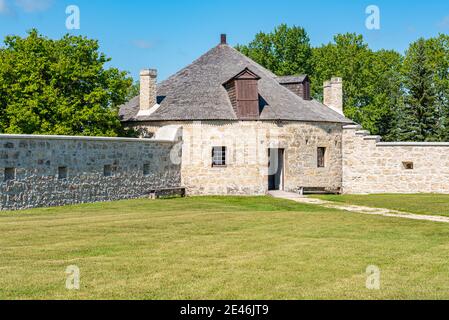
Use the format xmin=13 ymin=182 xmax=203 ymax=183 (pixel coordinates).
xmin=1 ymin=196 xmax=449 ymax=300
xmin=311 ymin=194 xmax=449 ymax=217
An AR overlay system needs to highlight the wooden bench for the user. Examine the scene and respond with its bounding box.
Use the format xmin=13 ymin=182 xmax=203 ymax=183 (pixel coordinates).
xmin=299 ymin=187 xmax=340 ymax=195
xmin=149 ymin=187 xmax=186 ymax=199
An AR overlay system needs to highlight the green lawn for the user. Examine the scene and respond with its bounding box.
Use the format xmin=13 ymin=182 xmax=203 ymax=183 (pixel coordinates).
xmin=312 ymin=194 xmax=449 ymax=217
xmin=1 ymin=196 xmax=449 ymax=300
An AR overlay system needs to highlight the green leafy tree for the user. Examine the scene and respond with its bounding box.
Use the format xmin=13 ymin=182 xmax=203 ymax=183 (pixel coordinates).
xmin=311 ymin=33 xmax=403 ymax=138
xmin=396 ymin=38 xmax=438 ymax=141
xmin=126 ymin=81 xmax=140 ymax=101
xmin=236 ymin=24 xmax=312 ymax=76
xmin=0 ymin=29 xmax=133 ymax=136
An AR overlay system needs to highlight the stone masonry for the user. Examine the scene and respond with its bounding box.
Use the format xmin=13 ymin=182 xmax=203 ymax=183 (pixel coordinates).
xmin=133 ymin=120 xmax=343 ymax=195
xmin=0 ymin=134 xmax=181 ymax=210
xmin=342 ymin=125 xmax=449 ymax=194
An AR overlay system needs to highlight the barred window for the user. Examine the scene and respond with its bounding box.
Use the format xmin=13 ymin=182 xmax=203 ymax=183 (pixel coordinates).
xmin=58 ymin=166 xmax=68 ymax=180
xmin=4 ymin=167 xmax=15 ymax=182
xmin=143 ymin=163 xmax=151 ymax=176
xmin=212 ymin=147 xmax=227 ymax=167
xmin=104 ymin=165 xmax=116 ymax=177
xmin=317 ymin=147 xmax=326 ymax=168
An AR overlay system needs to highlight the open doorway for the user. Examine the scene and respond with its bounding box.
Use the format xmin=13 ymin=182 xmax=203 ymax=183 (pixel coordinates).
xmin=268 ymin=148 xmax=284 ymax=191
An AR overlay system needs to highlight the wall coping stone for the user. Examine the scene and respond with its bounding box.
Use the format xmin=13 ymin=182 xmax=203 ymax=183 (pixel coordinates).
xmin=343 ymin=125 xmax=362 ymax=130
xmin=377 ymin=142 xmax=449 ymax=147
xmin=364 ymin=135 xmax=382 ymax=141
xmin=0 ymin=134 xmax=175 ymax=143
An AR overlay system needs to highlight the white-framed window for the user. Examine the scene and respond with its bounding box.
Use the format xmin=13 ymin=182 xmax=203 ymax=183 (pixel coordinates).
xmin=212 ymin=146 xmax=227 ymax=167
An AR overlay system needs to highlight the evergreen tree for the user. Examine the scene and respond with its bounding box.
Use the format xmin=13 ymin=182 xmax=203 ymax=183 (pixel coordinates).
xmin=398 ymin=39 xmax=438 ymax=141
xmin=426 ymin=34 xmax=449 ymax=140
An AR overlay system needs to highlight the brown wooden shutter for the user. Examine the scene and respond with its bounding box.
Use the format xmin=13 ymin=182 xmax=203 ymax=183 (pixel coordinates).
xmin=236 ymin=79 xmax=259 ymax=118
xmin=224 ymin=68 xmax=261 ymax=120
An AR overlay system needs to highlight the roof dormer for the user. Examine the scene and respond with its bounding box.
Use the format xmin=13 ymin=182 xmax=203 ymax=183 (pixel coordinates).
xmin=223 ymin=68 xmax=261 ymax=120
xmin=276 ymin=75 xmax=311 ymax=100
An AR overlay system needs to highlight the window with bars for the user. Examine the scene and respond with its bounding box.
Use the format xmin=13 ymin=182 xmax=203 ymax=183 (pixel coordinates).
xmin=4 ymin=167 xmax=15 ymax=182
xmin=143 ymin=163 xmax=151 ymax=176
xmin=317 ymin=147 xmax=326 ymax=168
xmin=58 ymin=166 xmax=68 ymax=180
xmin=104 ymin=164 xmax=117 ymax=177
xmin=212 ymin=146 xmax=227 ymax=167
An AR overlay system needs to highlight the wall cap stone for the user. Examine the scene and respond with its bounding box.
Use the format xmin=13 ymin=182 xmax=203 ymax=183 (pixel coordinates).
xmin=377 ymin=142 xmax=449 ymax=147
xmin=342 ymin=125 xmax=362 ymax=130
xmin=364 ymin=135 xmax=382 ymax=142
xmin=0 ymin=133 xmax=174 ymax=143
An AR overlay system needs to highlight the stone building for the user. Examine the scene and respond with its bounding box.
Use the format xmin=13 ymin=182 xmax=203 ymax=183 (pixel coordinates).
xmin=120 ymin=35 xmax=354 ymax=195
xmin=120 ymin=34 xmax=449 ymax=196
xmin=2 ymin=34 xmax=449 ymax=211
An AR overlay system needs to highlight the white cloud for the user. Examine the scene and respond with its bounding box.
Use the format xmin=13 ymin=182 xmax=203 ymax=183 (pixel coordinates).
xmin=438 ymin=15 xmax=449 ymax=29
xmin=132 ymin=40 xmax=153 ymax=49
xmin=14 ymin=0 xmax=53 ymax=12
xmin=0 ymin=0 xmax=11 ymax=14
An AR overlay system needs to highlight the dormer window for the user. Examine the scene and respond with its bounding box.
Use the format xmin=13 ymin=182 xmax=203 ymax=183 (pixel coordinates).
xmin=224 ymin=68 xmax=261 ymax=120
xmin=276 ymin=75 xmax=311 ymax=100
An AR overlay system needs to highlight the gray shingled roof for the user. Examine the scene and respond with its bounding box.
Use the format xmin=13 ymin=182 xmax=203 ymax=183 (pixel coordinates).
xmin=119 ymin=43 xmax=353 ymax=123
xmin=276 ymin=75 xmax=308 ymax=84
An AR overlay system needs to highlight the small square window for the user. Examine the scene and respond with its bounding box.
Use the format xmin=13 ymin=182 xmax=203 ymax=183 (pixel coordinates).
xmin=403 ymin=162 xmax=414 ymax=170
xmin=58 ymin=166 xmax=68 ymax=180
xmin=104 ymin=165 xmax=115 ymax=177
xmin=143 ymin=163 xmax=150 ymax=176
xmin=4 ymin=167 xmax=15 ymax=182
xmin=212 ymin=147 xmax=226 ymax=167
xmin=317 ymin=147 xmax=326 ymax=168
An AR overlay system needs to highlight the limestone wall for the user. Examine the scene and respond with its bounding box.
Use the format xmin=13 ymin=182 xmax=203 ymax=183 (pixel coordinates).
xmin=132 ymin=121 xmax=343 ymax=195
xmin=342 ymin=125 xmax=449 ymax=194
xmin=0 ymin=134 xmax=181 ymax=210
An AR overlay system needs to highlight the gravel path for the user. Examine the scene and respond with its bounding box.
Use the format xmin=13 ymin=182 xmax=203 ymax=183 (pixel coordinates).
xmin=268 ymin=191 xmax=449 ymax=224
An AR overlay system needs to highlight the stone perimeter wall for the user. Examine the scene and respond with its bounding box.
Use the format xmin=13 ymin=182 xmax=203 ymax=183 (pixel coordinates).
xmin=132 ymin=120 xmax=343 ymax=195
xmin=342 ymin=125 xmax=449 ymax=194
xmin=0 ymin=134 xmax=181 ymax=210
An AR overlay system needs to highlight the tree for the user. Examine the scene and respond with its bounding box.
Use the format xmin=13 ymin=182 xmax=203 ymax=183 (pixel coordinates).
xmin=0 ymin=29 xmax=133 ymax=136
xmin=236 ymin=24 xmax=312 ymax=76
xmin=425 ymin=34 xmax=449 ymax=140
xmin=126 ymin=81 xmax=140 ymax=101
xmin=396 ymin=38 xmax=438 ymax=141
xmin=311 ymin=33 xmax=403 ymax=138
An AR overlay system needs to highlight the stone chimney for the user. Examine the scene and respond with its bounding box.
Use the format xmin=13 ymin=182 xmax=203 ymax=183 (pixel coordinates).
xmin=140 ymin=69 xmax=157 ymax=112
xmin=323 ymin=77 xmax=343 ymax=115
xmin=220 ymin=34 xmax=227 ymax=45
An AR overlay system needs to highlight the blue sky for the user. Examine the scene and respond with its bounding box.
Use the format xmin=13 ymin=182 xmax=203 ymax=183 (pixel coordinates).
xmin=0 ymin=0 xmax=448 ymax=81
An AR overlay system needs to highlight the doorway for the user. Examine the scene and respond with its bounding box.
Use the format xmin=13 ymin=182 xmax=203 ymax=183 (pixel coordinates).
xmin=268 ymin=148 xmax=284 ymax=191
